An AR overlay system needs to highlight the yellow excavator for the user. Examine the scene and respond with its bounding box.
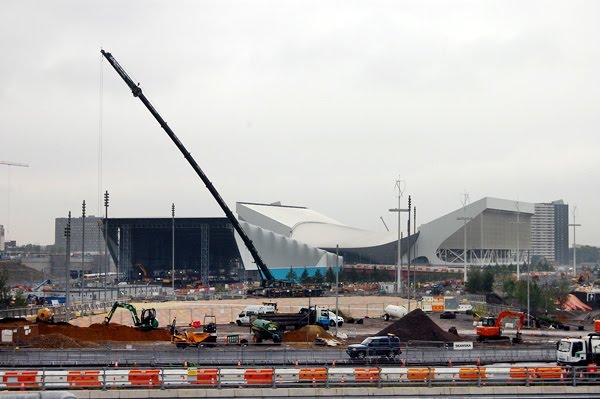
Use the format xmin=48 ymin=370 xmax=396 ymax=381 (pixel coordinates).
xmin=572 ymin=271 xmax=591 ymax=285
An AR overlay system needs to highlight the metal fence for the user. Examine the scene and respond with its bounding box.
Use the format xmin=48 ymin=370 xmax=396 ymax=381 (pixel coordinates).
xmin=1 ymin=365 xmax=597 ymax=391
xmin=0 ymin=344 xmax=557 ymax=368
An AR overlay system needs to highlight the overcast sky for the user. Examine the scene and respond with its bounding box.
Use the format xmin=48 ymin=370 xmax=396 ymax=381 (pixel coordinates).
xmin=1 ymin=1 xmax=598 ymax=247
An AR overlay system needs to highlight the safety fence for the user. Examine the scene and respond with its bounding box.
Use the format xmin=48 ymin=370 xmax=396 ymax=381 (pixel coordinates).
xmin=0 ymin=365 xmax=597 ymax=391
xmin=0 ymin=345 xmax=557 ymax=368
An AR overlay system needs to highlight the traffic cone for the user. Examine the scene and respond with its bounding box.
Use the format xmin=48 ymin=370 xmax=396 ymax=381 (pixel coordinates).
xmin=114 ymin=359 xmax=119 ymax=368
xmin=341 ymin=373 xmax=345 ymax=384
xmin=448 ymin=357 xmax=452 ymax=367
xmin=237 ymin=359 xmax=241 ymax=368
xmin=295 ymin=358 xmax=299 ymax=368
xmin=476 ymin=356 xmax=481 ymax=366
xmin=184 ymin=359 xmax=188 ymax=368
xmin=331 ymin=359 xmax=336 ymax=368
xmin=401 ymin=358 xmax=406 ymax=367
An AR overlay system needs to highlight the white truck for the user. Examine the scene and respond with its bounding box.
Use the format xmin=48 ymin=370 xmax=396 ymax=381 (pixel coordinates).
xmin=235 ymin=304 xmax=277 ymax=326
xmin=383 ymin=304 xmax=408 ymax=321
xmin=557 ymin=333 xmax=600 ymax=366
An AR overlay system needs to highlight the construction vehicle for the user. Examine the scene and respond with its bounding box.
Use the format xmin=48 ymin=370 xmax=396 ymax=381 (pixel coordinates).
xmin=171 ymin=316 xmax=218 ymax=348
xmin=476 ymin=310 xmax=525 ymax=343
xmin=202 ymin=314 xmax=217 ymax=334
xmin=383 ymin=304 xmax=407 ymax=321
xmin=100 ymin=50 xmax=321 ymax=298
xmin=35 ymin=307 xmax=55 ymax=323
xmin=251 ymin=319 xmax=282 ymax=343
xmin=103 ymin=301 xmax=159 ymax=330
xmin=572 ymin=271 xmax=592 ymax=285
xmin=557 ymin=333 xmax=600 ymax=366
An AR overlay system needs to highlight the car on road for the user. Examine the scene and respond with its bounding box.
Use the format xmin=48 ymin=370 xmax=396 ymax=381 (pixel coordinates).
xmin=440 ymin=311 xmax=456 ymax=319
xmin=346 ymin=334 xmax=401 ymax=359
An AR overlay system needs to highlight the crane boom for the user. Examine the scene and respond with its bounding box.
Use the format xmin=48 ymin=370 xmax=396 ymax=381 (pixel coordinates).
xmin=0 ymin=161 xmax=29 ymax=167
xmin=100 ymin=50 xmax=274 ymax=283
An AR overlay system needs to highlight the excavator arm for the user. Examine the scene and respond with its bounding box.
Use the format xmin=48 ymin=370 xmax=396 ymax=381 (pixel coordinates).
xmin=100 ymin=50 xmax=274 ymax=284
xmin=104 ymin=301 xmax=141 ymax=326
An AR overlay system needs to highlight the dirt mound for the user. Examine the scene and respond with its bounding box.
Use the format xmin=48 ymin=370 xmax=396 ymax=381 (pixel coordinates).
xmin=37 ymin=322 xmax=171 ymax=342
xmin=377 ymin=309 xmax=462 ymax=342
xmin=28 ymin=333 xmax=100 ymax=349
xmin=283 ymin=325 xmax=334 ymax=343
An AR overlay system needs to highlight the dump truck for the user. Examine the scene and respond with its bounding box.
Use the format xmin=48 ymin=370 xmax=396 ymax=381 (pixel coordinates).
xmin=171 ymin=315 xmax=218 ymax=348
xmin=268 ymin=306 xmax=330 ymax=331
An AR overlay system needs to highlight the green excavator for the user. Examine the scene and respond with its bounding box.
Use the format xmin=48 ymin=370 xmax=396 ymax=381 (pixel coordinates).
xmin=103 ymin=301 xmax=159 ymax=330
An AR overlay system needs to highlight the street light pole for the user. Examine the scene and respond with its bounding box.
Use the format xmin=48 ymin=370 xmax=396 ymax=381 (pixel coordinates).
xmin=457 ymin=192 xmax=472 ymax=283
xmin=103 ymin=190 xmax=109 ymax=298
xmin=569 ymin=206 xmax=581 ymax=278
xmin=511 ymin=202 xmax=525 ymax=280
xmin=389 ymin=178 xmax=408 ymax=297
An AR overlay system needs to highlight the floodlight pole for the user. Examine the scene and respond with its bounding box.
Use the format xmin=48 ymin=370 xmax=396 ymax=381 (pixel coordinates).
xmin=81 ymin=200 xmax=86 ymax=303
xmin=569 ymin=207 xmax=581 ymax=278
xmin=171 ymin=203 xmax=175 ymax=292
xmin=511 ymin=202 xmax=525 ymax=280
xmin=389 ymin=205 xmax=409 ymax=297
xmin=64 ymin=211 xmax=72 ymax=310
xmin=335 ymin=245 xmax=339 ymax=337
xmin=457 ymin=192 xmax=472 ymax=283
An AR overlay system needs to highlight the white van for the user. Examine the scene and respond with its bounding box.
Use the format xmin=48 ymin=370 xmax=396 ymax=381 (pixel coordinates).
xmin=235 ymin=305 xmax=276 ymax=326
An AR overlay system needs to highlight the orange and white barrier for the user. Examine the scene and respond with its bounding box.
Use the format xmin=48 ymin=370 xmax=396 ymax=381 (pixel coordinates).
xmin=0 ymin=365 xmax=574 ymax=390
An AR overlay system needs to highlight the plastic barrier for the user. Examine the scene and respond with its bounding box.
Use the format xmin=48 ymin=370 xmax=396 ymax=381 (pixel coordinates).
xmin=299 ymin=368 xmax=327 ymax=384
xmin=244 ymin=369 xmax=273 ymax=385
xmin=188 ymin=368 xmax=219 ymax=386
xmin=407 ymin=368 xmax=433 ymax=381
xmin=67 ymin=370 xmax=102 ymax=388
xmin=0 ymin=365 xmax=596 ymax=391
xmin=535 ymin=367 xmax=564 ymax=380
xmin=509 ymin=367 xmax=530 ymax=380
xmin=2 ymin=370 xmax=40 ymax=389
xmin=459 ymin=367 xmax=486 ymax=380
xmin=128 ymin=369 xmax=160 ymax=387
xmin=354 ymin=368 xmax=379 ymax=383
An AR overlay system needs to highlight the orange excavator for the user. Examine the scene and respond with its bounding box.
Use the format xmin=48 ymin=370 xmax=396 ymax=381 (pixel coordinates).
xmin=476 ymin=310 xmax=525 ymax=343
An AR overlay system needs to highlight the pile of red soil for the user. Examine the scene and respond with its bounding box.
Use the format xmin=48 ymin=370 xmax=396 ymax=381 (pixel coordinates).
xmin=37 ymin=323 xmax=171 ymax=342
xmin=284 ymin=325 xmax=333 ymax=343
xmin=28 ymin=333 xmax=100 ymax=349
xmin=377 ymin=309 xmax=462 ymax=342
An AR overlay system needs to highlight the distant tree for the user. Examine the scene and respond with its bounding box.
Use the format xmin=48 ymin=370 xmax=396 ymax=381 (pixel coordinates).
xmin=314 ymin=269 xmax=324 ymax=284
xmin=482 ymin=269 xmax=495 ymax=292
xmin=0 ymin=269 xmax=11 ymax=309
xmin=466 ymin=268 xmax=482 ymax=293
xmin=286 ymin=267 xmax=298 ymax=283
xmin=300 ymin=268 xmax=310 ymax=284
xmin=325 ymin=267 xmax=336 ymax=284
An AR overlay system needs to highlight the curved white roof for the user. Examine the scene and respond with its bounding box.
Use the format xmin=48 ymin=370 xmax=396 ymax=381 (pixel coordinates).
xmin=237 ymin=202 xmax=396 ymax=249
